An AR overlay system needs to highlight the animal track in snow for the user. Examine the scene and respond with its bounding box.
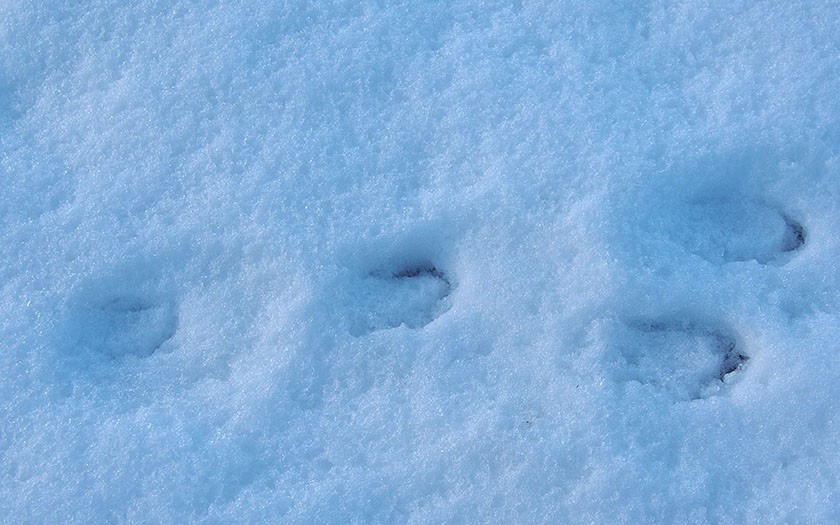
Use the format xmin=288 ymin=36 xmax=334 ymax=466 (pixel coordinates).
xmin=610 ymin=319 xmax=748 ymax=400
xmin=676 ymin=198 xmax=805 ymax=264
xmin=347 ymin=263 xmax=452 ymax=336
xmin=70 ymin=295 xmax=178 ymax=360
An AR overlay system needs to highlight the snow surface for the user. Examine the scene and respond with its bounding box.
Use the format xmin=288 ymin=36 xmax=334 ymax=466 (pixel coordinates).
xmin=1 ymin=0 xmax=839 ymax=523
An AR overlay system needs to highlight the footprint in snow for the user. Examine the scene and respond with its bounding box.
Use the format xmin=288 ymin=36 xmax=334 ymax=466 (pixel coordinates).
xmin=676 ymin=198 xmax=805 ymax=265
xmin=347 ymin=263 xmax=452 ymax=336
xmin=65 ymin=294 xmax=178 ymax=361
xmin=608 ymin=318 xmax=748 ymax=401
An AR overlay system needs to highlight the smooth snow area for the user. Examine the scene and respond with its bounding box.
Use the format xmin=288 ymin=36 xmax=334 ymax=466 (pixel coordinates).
xmin=2 ymin=1 xmax=839 ymax=523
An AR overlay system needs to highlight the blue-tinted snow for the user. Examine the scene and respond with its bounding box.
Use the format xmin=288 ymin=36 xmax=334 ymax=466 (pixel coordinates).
xmin=1 ymin=0 xmax=839 ymax=522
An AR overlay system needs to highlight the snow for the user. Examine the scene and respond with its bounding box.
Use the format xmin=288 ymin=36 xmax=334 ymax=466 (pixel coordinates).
xmin=2 ymin=0 xmax=839 ymax=522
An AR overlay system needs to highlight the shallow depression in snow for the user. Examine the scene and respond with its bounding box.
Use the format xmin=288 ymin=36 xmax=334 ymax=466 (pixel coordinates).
xmin=675 ymin=198 xmax=806 ymax=265
xmin=62 ymin=294 xmax=178 ymax=361
xmin=345 ymin=263 xmax=453 ymax=336
xmin=606 ymin=318 xmax=748 ymax=401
